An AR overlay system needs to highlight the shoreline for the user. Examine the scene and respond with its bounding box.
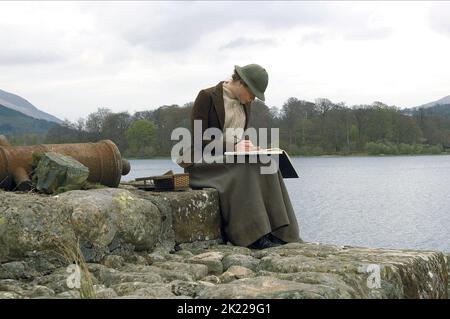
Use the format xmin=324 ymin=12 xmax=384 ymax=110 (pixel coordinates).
xmin=125 ymin=152 xmax=450 ymax=160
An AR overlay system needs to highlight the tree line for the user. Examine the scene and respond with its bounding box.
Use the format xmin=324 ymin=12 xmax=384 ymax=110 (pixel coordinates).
xmin=8 ymin=98 xmax=450 ymax=157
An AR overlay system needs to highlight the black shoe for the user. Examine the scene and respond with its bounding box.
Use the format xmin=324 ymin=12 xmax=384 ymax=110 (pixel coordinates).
xmin=269 ymin=233 xmax=287 ymax=245
xmin=247 ymin=234 xmax=280 ymax=250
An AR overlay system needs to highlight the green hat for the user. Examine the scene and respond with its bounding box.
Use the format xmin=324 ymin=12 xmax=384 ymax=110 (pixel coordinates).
xmin=234 ymin=64 xmax=269 ymax=101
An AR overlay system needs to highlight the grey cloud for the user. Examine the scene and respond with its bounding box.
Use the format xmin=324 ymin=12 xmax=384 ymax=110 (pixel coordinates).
xmin=129 ymin=2 xmax=333 ymax=51
xmin=220 ymin=37 xmax=277 ymax=50
xmin=0 ymin=50 xmax=62 ymax=66
xmin=300 ymin=32 xmax=330 ymax=45
xmin=344 ymin=26 xmax=393 ymax=41
xmin=89 ymin=2 xmax=384 ymax=52
xmin=0 ymin=24 xmax=65 ymax=66
xmin=300 ymin=26 xmax=392 ymax=47
xmin=429 ymin=3 xmax=450 ymax=36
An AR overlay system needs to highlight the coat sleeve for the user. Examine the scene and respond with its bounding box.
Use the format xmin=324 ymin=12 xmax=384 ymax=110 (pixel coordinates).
xmin=191 ymin=89 xmax=213 ymax=150
xmin=191 ymin=89 xmax=236 ymax=155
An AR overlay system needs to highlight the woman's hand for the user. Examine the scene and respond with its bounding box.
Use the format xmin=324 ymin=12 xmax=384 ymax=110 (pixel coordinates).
xmin=234 ymin=140 xmax=260 ymax=152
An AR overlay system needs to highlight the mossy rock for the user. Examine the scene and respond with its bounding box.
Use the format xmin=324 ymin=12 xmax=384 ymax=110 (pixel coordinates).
xmin=32 ymin=152 xmax=90 ymax=194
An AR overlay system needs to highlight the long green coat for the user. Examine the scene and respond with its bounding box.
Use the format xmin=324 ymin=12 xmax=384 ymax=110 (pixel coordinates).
xmin=181 ymin=82 xmax=301 ymax=247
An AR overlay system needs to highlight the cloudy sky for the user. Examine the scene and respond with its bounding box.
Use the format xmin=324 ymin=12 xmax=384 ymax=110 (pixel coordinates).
xmin=1 ymin=1 xmax=450 ymax=121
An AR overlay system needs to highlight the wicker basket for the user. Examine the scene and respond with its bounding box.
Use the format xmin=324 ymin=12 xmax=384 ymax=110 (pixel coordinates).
xmin=135 ymin=170 xmax=189 ymax=191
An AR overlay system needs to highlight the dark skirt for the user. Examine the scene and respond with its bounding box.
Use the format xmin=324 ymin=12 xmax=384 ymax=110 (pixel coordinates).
xmin=185 ymin=161 xmax=301 ymax=247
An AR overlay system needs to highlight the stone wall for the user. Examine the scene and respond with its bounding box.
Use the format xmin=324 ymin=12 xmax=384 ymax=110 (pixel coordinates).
xmin=0 ymin=187 xmax=448 ymax=299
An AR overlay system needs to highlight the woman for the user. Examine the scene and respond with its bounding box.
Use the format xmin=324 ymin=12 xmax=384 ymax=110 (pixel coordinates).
xmin=178 ymin=64 xmax=301 ymax=249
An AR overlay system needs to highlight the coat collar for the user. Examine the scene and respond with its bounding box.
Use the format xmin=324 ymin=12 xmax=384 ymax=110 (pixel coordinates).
xmin=211 ymin=81 xmax=250 ymax=130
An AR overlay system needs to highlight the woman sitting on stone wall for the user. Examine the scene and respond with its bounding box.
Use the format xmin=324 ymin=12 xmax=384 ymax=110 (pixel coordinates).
xmin=177 ymin=64 xmax=301 ymax=250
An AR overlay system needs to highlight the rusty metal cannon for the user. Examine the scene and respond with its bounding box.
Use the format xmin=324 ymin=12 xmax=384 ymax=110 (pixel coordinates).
xmin=0 ymin=136 xmax=131 ymax=191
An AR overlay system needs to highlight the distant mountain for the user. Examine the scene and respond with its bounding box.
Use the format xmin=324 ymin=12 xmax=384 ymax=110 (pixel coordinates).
xmin=414 ymin=95 xmax=450 ymax=109
xmin=402 ymin=95 xmax=450 ymax=117
xmin=0 ymin=104 xmax=58 ymax=136
xmin=0 ymin=88 xmax=62 ymax=123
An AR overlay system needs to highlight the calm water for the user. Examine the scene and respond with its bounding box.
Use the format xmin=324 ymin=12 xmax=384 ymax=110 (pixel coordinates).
xmin=124 ymin=155 xmax=450 ymax=252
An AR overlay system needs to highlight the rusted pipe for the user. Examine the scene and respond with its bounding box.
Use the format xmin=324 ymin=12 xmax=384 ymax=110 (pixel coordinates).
xmin=0 ymin=135 xmax=10 ymax=147
xmin=11 ymin=166 xmax=32 ymax=191
xmin=0 ymin=138 xmax=130 ymax=191
xmin=121 ymin=159 xmax=131 ymax=175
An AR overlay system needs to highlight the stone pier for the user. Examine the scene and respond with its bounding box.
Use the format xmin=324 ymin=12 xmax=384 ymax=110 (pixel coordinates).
xmin=0 ymin=187 xmax=448 ymax=299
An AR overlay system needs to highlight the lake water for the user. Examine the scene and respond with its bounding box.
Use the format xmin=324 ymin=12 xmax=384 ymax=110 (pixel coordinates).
xmin=124 ymin=155 xmax=450 ymax=253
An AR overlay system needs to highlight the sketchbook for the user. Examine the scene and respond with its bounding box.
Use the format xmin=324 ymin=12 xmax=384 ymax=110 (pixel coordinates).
xmin=224 ymin=148 xmax=299 ymax=178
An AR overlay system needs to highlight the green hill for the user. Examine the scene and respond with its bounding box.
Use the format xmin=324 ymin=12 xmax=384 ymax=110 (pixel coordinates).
xmin=0 ymin=88 xmax=61 ymax=123
xmin=421 ymin=103 xmax=450 ymax=117
xmin=405 ymin=103 xmax=450 ymax=118
xmin=0 ymin=104 xmax=58 ymax=136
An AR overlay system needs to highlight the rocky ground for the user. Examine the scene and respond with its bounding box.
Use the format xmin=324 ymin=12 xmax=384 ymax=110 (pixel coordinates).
xmin=0 ymin=241 xmax=448 ymax=299
xmin=0 ymin=187 xmax=448 ymax=299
